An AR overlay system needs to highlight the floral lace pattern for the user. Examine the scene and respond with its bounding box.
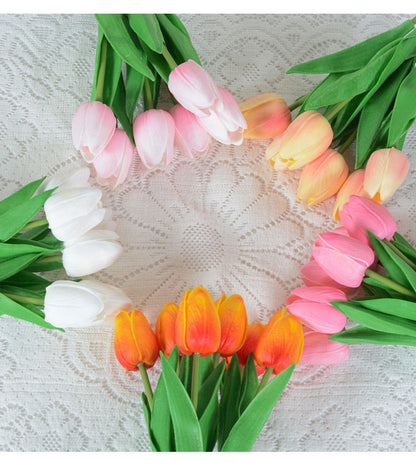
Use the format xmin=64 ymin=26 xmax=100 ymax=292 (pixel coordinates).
xmin=0 ymin=13 xmax=415 ymax=451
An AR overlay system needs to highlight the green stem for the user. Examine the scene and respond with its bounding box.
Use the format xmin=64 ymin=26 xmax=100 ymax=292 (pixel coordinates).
xmin=256 ymin=367 xmax=273 ymax=395
xmin=288 ymin=93 xmax=309 ymax=112
xmin=191 ymin=352 xmax=201 ymax=411
xmin=138 ymin=363 xmax=154 ymax=411
xmin=324 ymin=98 xmax=351 ymax=122
xmin=143 ymin=78 xmax=154 ymax=111
xmin=383 ymin=240 xmax=416 ymax=272
xmin=95 ymin=36 xmax=108 ymax=102
xmin=3 ymin=293 xmax=44 ymax=306
xmin=337 ymin=129 xmax=357 ymax=155
xmin=35 ymin=255 xmax=63 ymax=265
xmin=365 ymin=268 xmax=416 ymax=299
xmin=162 ymin=45 xmax=178 ymax=70
xmin=21 ymin=218 xmax=49 ymax=232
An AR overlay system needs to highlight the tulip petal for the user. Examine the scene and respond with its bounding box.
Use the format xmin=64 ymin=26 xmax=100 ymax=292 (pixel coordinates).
xmin=156 ymin=302 xmax=178 ymax=357
xmin=217 ymin=294 xmax=248 ymax=356
xmin=300 ymin=331 xmax=349 ymax=365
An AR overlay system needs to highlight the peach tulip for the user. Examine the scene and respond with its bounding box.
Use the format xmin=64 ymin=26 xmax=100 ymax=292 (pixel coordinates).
xmin=297 ymin=148 xmax=349 ymax=206
xmin=266 ymin=110 xmax=333 ymax=171
xmin=240 ymin=93 xmax=291 ymax=139
xmin=364 ymin=147 xmax=410 ymax=203
xmin=332 ymin=169 xmax=367 ymax=220
xmin=300 ymin=330 xmax=349 ymax=365
xmin=156 ymin=302 xmax=179 ymax=357
xmin=216 ymin=294 xmax=248 ymax=357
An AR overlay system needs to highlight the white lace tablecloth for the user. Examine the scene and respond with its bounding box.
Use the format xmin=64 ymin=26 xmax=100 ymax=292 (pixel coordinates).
xmin=1 ymin=13 xmax=415 ymax=452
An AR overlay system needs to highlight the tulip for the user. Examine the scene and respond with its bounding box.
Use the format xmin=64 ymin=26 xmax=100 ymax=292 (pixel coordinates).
xmin=39 ymin=167 xmax=92 ymax=193
xmin=92 ymin=129 xmax=134 ymax=188
xmin=197 ymin=86 xmax=247 ymax=145
xmin=216 ymin=294 xmax=248 ymax=357
xmin=44 ymin=279 xmax=131 ymax=328
xmin=156 ymin=302 xmax=178 ymax=357
xmin=363 ymin=147 xmax=410 ymax=203
xmin=236 ymin=322 xmax=265 ymax=374
xmin=62 ymin=229 xmax=123 ymax=277
xmin=286 ymin=286 xmax=347 ymax=334
xmin=114 ymin=308 xmax=160 ymax=371
xmin=169 ymin=104 xmax=211 ymax=159
xmin=254 ymin=308 xmax=304 ymax=375
xmin=44 ymin=187 xmax=106 ymax=242
xmin=300 ymin=330 xmax=349 ymax=365
xmin=332 ymin=169 xmax=367 ymax=220
xmin=297 ymin=149 xmax=349 ymax=206
xmin=240 ymin=93 xmax=291 ymax=139
xmin=175 ymin=287 xmax=221 ymax=356
xmin=301 ymin=258 xmax=351 ymax=292
xmin=168 ymin=59 xmax=222 ymax=118
xmin=72 ymin=101 xmax=116 ymax=162
xmin=339 ymin=195 xmax=398 ymax=246
xmin=266 ymin=110 xmax=333 ymax=171
xmin=133 ymin=109 xmax=176 ymax=168
xmin=313 ymin=231 xmax=375 ymax=288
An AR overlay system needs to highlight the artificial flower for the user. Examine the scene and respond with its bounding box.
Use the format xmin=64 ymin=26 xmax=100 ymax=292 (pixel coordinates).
xmin=332 ymin=169 xmax=367 ymax=220
xmin=39 ymin=166 xmax=92 ymax=193
xmin=156 ymin=302 xmax=179 ymax=357
xmin=301 ymin=258 xmax=351 ymax=292
xmin=300 ymin=330 xmax=349 ymax=365
xmin=216 ymin=293 xmax=248 ymax=357
xmin=236 ymin=322 xmax=265 ymax=374
xmin=240 ymin=93 xmax=291 ymax=139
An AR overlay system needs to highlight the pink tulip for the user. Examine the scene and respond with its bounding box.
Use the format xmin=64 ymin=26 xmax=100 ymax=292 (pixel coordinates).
xmin=300 ymin=330 xmax=349 ymax=365
xmin=339 ymin=195 xmax=397 ymax=245
xmin=168 ymin=59 xmax=222 ymax=118
xmin=364 ymin=147 xmax=410 ymax=203
xmin=286 ymin=286 xmax=347 ymax=334
xmin=170 ymin=104 xmax=212 ymax=159
xmin=92 ymin=129 xmax=134 ymax=188
xmin=197 ymin=86 xmax=247 ymax=145
xmin=332 ymin=169 xmax=367 ymax=220
xmin=301 ymin=258 xmax=351 ymax=292
xmin=133 ymin=109 xmax=176 ymax=168
xmin=312 ymin=231 xmax=375 ymax=288
xmin=72 ymin=101 xmax=117 ymax=162
xmin=297 ymin=148 xmax=349 ymax=206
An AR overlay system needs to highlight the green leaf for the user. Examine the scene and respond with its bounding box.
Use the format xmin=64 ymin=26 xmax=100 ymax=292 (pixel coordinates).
xmin=355 ymin=298 xmax=416 ymax=320
xmin=0 ymin=241 xmax=59 ymax=259
xmin=0 ymin=284 xmax=45 ymax=301
xmin=221 ymin=364 xmax=294 ymax=452
xmin=179 ymin=354 xmax=192 ymax=395
xmin=2 ymin=270 xmax=51 ymax=291
xmin=25 ymin=255 xmax=63 ymax=273
xmin=161 ymin=353 xmax=204 ymax=451
xmin=198 ymin=354 xmax=214 ymax=388
xmin=94 ymin=14 xmax=154 ymax=80
xmin=0 ymin=178 xmax=46 ymax=216
xmin=141 ymin=393 xmax=159 ymax=452
xmin=0 ymin=253 xmax=46 ymax=281
xmin=140 ymin=41 xmax=171 ymax=84
xmin=164 ymin=14 xmax=192 ymax=39
xmin=286 ymin=20 xmax=415 ymax=74
xmin=330 ymin=325 xmax=416 ymax=347
xmin=125 ymin=64 xmax=145 ymax=121
xmin=128 ymin=14 xmax=164 ymax=54
xmin=109 ymin=72 xmax=134 ymax=144
xmin=17 ymin=224 xmax=51 ymax=241
xmin=300 ymin=73 xmax=343 ymax=114
xmin=239 ymin=353 xmax=260 ymax=414
xmin=91 ymin=27 xmax=104 ymax=101
xmin=391 ymin=233 xmax=416 ymax=264
xmin=101 ymin=38 xmax=123 ymax=107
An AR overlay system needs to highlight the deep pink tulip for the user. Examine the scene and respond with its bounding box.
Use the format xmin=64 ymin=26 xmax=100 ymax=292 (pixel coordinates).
xmin=133 ymin=109 xmax=176 ymax=168
xmin=93 ymin=129 xmax=134 ymax=188
xmin=313 ymin=231 xmax=375 ymax=288
xmin=72 ymin=101 xmax=116 ymax=162
xmin=197 ymin=86 xmax=247 ymax=145
xmin=301 ymin=258 xmax=351 ymax=292
xmin=339 ymin=195 xmax=397 ymax=245
xmin=300 ymin=330 xmax=349 ymax=365
xmin=286 ymin=286 xmax=347 ymax=334
xmin=170 ymin=104 xmax=212 ymax=158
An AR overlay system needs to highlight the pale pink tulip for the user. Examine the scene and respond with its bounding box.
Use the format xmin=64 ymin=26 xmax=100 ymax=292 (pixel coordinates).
xmin=197 ymin=86 xmax=247 ymax=145
xmin=240 ymin=93 xmax=291 ymax=139
xmin=72 ymin=101 xmax=116 ymax=162
xmin=133 ymin=109 xmax=176 ymax=168
xmin=339 ymin=195 xmax=397 ymax=245
xmin=286 ymin=286 xmax=347 ymax=334
xmin=266 ymin=110 xmax=333 ymax=171
xmin=300 ymin=330 xmax=349 ymax=365
xmin=297 ymin=148 xmax=349 ymax=206
xmin=170 ymin=104 xmax=211 ymax=159
xmin=312 ymin=231 xmax=375 ymax=288
xmin=364 ymin=147 xmax=410 ymax=202
xmin=301 ymin=258 xmax=351 ymax=292
xmin=332 ymin=169 xmax=367 ymax=220
xmin=93 ymin=129 xmax=134 ymax=188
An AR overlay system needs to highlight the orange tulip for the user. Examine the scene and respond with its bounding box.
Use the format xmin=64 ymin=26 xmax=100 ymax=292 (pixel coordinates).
xmin=297 ymin=148 xmax=349 ymax=206
xmin=332 ymin=169 xmax=367 ymax=220
xmin=216 ymin=293 xmax=248 ymax=356
xmin=236 ymin=322 xmax=266 ymax=374
xmin=254 ymin=308 xmax=304 ymax=375
xmin=114 ymin=309 xmax=160 ymax=371
xmin=156 ymin=302 xmax=178 ymax=357
xmin=363 ymin=147 xmax=410 ymax=203
xmin=240 ymin=93 xmax=291 ymax=139
xmin=175 ymin=286 xmax=221 ymax=356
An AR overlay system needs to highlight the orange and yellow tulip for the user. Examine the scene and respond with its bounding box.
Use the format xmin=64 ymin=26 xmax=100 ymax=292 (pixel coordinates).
xmin=332 ymin=169 xmax=367 ymax=220
xmin=175 ymin=286 xmax=221 ymax=356
xmin=254 ymin=308 xmax=304 ymax=375
xmin=236 ymin=322 xmax=266 ymax=374
xmin=216 ymin=293 xmax=248 ymax=356
xmin=240 ymin=93 xmax=291 ymax=139
xmin=114 ymin=309 xmax=160 ymax=371
xmin=156 ymin=302 xmax=178 ymax=357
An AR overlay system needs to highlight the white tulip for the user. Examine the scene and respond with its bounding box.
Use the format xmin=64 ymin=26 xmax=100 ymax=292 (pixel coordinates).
xmin=39 ymin=167 xmax=91 ymax=193
xmin=44 ymin=280 xmax=131 ymax=328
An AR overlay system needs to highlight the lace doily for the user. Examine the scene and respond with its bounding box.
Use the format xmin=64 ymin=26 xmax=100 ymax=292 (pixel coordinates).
xmin=1 ymin=13 xmax=415 ymax=451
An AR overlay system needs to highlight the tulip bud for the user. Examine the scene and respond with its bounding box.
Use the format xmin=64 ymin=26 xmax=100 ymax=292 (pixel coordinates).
xmin=363 ymin=147 xmax=410 ymax=203
xmin=254 ymin=308 xmax=304 ymax=375
xmin=297 ymin=149 xmax=349 ymax=206
xmin=39 ymin=167 xmax=91 ymax=193
xmin=300 ymin=330 xmax=349 ymax=365
xmin=332 ymin=169 xmax=367 ymax=220
xmin=266 ymin=110 xmax=333 ymax=171
xmin=240 ymin=93 xmax=291 ymax=139
xmin=216 ymin=294 xmax=248 ymax=356
xmin=44 ymin=279 xmax=131 ymax=328
xmin=156 ymin=302 xmax=178 ymax=357
xmin=114 ymin=309 xmax=160 ymax=371
xmin=301 ymin=258 xmax=351 ymax=292
xmin=133 ymin=109 xmax=176 ymax=168
xmin=236 ymin=322 xmax=265 ymax=374
xmin=72 ymin=101 xmax=116 ymax=162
